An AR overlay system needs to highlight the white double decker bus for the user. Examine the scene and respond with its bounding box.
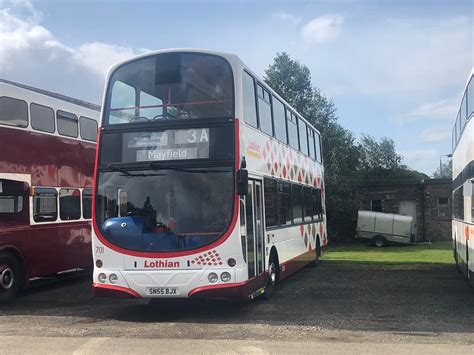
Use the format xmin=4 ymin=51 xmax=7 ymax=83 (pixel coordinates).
xmin=452 ymin=68 xmax=474 ymax=286
xmin=92 ymin=49 xmax=327 ymax=300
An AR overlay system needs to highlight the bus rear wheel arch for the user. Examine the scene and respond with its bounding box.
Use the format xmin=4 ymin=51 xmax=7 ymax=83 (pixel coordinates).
xmin=0 ymin=251 xmax=24 ymax=304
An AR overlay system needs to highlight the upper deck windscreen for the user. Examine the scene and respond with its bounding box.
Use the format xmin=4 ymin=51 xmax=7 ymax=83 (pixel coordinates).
xmin=104 ymin=52 xmax=234 ymax=125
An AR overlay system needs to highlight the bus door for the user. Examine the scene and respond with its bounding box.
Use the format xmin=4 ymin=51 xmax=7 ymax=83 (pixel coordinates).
xmin=245 ymin=180 xmax=265 ymax=279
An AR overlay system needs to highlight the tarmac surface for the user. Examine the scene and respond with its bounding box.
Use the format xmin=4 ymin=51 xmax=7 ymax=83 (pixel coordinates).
xmin=0 ymin=260 xmax=473 ymax=353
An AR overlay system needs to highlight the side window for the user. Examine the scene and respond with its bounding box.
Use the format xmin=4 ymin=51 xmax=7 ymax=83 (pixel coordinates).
xmin=461 ymin=93 xmax=467 ymax=128
xmin=303 ymin=186 xmax=313 ymax=222
xmin=110 ymin=81 xmax=136 ymax=124
xmin=264 ymin=178 xmax=278 ymax=228
xmin=468 ymin=76 xmax=474 ymax=119
xmin=242 ymin=71 xmax=258 ymax=128
xmin=79 ymin=116 xmax=98 ymax=142
xmin=298 ymin=119 xmax=309 ymax=155
xmin=308 ymin=129 xmax=316 ymax=160
xmin=57 ymin=110 xmax=78 ymax=138
xmin=33 ymin=188 xmax=58 ymax=222
xmin=59 ymin=188 xmax=81 ymax=221
xmin=0 ymin=180 xmax=25 ymax=213
xmin=315 ymin=132 xmax=322 ymax=163
xmin=82 ymin=188 xmax=92 ymax=219
xmin=31 ymin=103 xmax=55 ymax=133
xmin=456 ymin=112 xmax=461 ymax=140
xmin=273 ymin=97 xmax=287 ymax=143
xmin=278 ymin=181 xmax=291 ymax=226
xmin=313 ymin=189 xmax=322 ymax=220
xmin=291 ymin=184 xmax=303 ymax=224
xmin=0 ymin=96 xmax=28 ymax=128
xmin=453 ymin=187 xmax=464 ymax=220
xmin=287 ymin=111 xmax=299 ymax=150
xmin=257 ymin=84 xmax=273 ymax=136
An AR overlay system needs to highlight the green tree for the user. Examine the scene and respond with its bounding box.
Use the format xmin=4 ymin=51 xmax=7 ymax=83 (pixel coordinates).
xmin=265 ymin=53 xmax=360 ymax=239
xmin=433 ymin=159 xmax=452 ymax=178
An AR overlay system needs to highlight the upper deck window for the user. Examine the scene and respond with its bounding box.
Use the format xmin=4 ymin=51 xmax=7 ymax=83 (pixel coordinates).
xmin=468 ymin=76 xmax=474 ymax=119
xmin=31 ymin=103 xmax=55 ymax=133
xmin=57 ymin=110 xmax=78 ymax=138
xmin=0 ymin=96 xmax=28 ymax=128
xmin=298 ymin=119 xmax=308 ymax=155
xmin=105 ymin=52 xmax=234 ymax=124
xmin=273 ymin=97 xmax=287 ymax=143
xmin=287 ymin=111 xmax=299 ymax=150
xmin=80 ymin=116 xmax=98 ymax=142
xmin=242 ymin=71 xmax=258 ymax=128
xmin=257 ymin=84 xmax=273 ymax=136
xmin=315 ymin=132 xmax=322 ymax=163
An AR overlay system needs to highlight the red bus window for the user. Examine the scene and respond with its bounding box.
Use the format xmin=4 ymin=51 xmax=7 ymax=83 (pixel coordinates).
xmin=59 ymin=188 xmax=81 ymax=221
xmin=82 ymin=188 xmax=92 ymax=219
xmin=33 ymin=188 xmax=58 ymax=222
xmin=0 ymin=180 xmax=25 ymax=213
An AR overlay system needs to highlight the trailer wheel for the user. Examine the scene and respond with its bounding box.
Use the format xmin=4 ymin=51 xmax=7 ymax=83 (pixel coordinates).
xmin=374 ymin=236 xmax=386 ymax=248
xmin=0 ymin=252 xmax=24 ymax=304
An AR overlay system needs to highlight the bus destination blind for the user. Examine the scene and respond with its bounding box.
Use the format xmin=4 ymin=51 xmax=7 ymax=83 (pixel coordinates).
xmin=125 ymin=128 xmax=210 ymax=162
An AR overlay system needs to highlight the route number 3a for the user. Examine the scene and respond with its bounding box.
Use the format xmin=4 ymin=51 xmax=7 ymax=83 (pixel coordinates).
xmin=95 ymin=246 xmax=104 ymax=254
xmin=187 ymin=129 xmax=209 ymax=143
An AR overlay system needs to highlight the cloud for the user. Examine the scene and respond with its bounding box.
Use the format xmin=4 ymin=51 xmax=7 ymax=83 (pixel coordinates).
xmin=272 ymin=12 xmax=301 ymax=25
xmin=400 ymin=148 xmax=439 ymax=174
xmin=0 ymin=2 xmax=141 ymax=103
xmin=301 ymin=14 xmax=344 ymax=44
xmin=419 ymin=126 xmax=452 ymax=144
xmin=393 ymin=97 xmax=459 ymax=125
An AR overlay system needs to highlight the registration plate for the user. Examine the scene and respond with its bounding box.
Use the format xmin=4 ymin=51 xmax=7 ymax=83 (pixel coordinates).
xmin=146 ymin=287 xmax=180 ymax=296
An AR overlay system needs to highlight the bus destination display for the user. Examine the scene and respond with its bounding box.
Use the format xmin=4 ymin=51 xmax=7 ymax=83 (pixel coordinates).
xmin=125 ymin=128 xmax=210 ymax=162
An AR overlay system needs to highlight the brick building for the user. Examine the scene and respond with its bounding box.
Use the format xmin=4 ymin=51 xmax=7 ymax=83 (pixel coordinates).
xmin=355 ymin=178 xmax=452 ymax=241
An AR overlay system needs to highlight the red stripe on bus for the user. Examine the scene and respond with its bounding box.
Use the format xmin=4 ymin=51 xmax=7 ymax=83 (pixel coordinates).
xmin=92 ymin=283 xmax=142 ymax=298
xmin=92 ymin=119 xmax=241 ymax=258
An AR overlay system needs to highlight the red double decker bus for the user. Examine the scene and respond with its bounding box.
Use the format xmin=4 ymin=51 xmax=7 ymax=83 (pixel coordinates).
xmin=0 ymin=79 xmax=99 ymax=303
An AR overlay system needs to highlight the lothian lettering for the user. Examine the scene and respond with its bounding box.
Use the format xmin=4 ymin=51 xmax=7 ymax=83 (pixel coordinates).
xmin=144 ymin=260 xmax=180 ymax=268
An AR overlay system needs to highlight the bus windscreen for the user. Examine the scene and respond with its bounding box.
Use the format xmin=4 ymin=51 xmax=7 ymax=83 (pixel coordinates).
xmin=104 ymin=53 xmax=234 ymax=124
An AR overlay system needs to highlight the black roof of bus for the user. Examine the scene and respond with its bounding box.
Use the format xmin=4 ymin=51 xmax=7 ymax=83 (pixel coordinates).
xmin=0 ymin=78 xmax=101 ymax=112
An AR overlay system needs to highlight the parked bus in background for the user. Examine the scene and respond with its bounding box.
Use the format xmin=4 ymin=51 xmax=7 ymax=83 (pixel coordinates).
xmin=0 ymin=79 xmax=99 ymax=303
xmin=451 ymin=68 xmax=474 ymax=286
xmin=92 ymin=49 xmax=327 ymax=301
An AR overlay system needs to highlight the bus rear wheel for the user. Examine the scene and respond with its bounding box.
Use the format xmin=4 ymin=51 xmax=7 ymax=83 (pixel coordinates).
xmin=0 ymin=253 xmax=23 ymax=304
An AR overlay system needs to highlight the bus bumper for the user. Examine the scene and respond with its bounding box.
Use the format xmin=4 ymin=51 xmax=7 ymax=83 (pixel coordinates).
xmin=188 ymin=281 xmax=248 ymax=300
xmin=92 ymin=283 xmax=141 ymax=298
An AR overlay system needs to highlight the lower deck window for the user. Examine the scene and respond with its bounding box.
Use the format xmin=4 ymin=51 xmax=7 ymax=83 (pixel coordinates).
xmin=60 ymin=188 xmax=81 ymax=221
xmin=33 ymin=188 xmax=58 ymax=222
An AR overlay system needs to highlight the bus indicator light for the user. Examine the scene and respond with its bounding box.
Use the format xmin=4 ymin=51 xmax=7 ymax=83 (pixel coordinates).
xmin=208 ymin=273 xmax=218 ymax=283
xmin=109 ymin=274 xmax=118 ymax=284
xmin=220 ymin=272 xmax=231 ymax=282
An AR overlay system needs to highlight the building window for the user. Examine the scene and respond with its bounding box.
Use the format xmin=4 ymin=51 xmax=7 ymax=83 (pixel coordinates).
xmin=257 ymin=84 xmax=273 ymax=136
xmin=437 ymin=197 xmax=449 ymax=218
xmin=242 ymin=71 xmax=258 ymax=128
xmin=57 ymin=110 xmax=78 ymax=138
xmin=264 ymin=178 xmax=278 ymax=228
xmin=370 ymin=199 xmax=382 ymax=212
xmin=79 ymin=116 xmax=98 ymax=142
xmin=33 ymin=188 xmax=58 ymax=222
xmin=0 ymin=96 xmax=28 ymax=128
xmin=59 ymin=188 xmax=81 ymax=221
xmin=31 ymin=103 xmax=55 ymax=133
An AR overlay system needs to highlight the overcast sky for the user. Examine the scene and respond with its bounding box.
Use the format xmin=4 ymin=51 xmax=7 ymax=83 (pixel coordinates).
xmin=1 ymin=0 xmax=472 ymax=174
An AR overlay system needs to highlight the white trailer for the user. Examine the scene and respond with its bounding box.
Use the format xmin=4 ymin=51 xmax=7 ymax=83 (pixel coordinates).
xmin=356 ymin=210 xmax=414 ymax=247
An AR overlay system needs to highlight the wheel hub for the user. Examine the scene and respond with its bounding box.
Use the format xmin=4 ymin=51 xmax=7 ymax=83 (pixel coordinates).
xmin=269 ymin=263 xmax=276 ymax=285
xmin=0 ymin=268 xmax=14 ymax=290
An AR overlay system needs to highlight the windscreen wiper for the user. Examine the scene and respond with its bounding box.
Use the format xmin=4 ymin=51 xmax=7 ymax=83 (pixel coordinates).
xmin=105 ymin=164 xmax=133 ymax=176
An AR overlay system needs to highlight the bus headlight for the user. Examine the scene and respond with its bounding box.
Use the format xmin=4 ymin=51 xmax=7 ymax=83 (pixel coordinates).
xmin=220 ymin=272 xmax=231 ymax=282
xmin=109 ymin=274 xmax=118 ymax=284
xmin=208 ymin=272 xmax=218 ymax=283
xmin=98 ymin=273 xmax=107 ymax=283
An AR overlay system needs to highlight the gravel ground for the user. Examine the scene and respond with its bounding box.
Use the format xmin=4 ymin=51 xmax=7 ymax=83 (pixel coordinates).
xmin=0 ymin=261 xmax=473 ymax=347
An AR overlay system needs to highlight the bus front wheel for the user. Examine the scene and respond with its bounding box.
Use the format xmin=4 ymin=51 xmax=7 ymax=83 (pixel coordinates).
xmin=0 ymin=253 xmax=23 ymax=304
xmin=262 ymin=251 xmax=279 ymax=300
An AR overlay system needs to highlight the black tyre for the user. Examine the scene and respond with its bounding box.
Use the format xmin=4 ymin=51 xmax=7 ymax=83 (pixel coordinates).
xmin=262 ymin=251 xmax=279 ymax=300
xmin=308 ymin=239 xmax=321 ymax=268
xmin=374 ymin=236 xmax=386 ymax=248
xmin=0 ymin=253 xmax=24 ymax=304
